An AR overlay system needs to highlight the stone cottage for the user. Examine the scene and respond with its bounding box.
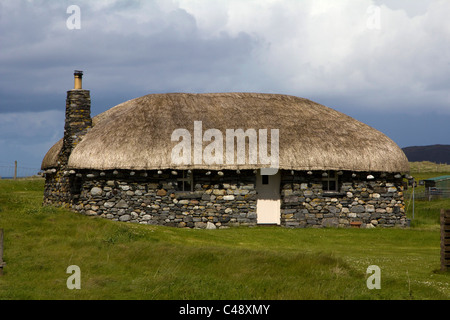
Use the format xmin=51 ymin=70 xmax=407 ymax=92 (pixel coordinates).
xmin=41 ymin=71 xmax=410 ymax=228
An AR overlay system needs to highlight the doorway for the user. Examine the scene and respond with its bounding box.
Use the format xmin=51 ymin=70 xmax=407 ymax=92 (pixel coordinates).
xmin=256 ymin=170 xmax=281 ymax=225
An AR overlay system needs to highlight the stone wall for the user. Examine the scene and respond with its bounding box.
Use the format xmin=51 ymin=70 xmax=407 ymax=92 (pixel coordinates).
xmin=43 ymin=170 xmax=72 ymax=206
xmin=63 ymin=89 xmax=92 ymax=158
xmin=43 ymin=89 xmax=92 ymax=206
xmin=43 ymin=169 xmax=407 ymax=229
xmin=63 ymin=170 xmax=257 ymax=229
xmin=280 ymin=171 xmax=407 ymax=228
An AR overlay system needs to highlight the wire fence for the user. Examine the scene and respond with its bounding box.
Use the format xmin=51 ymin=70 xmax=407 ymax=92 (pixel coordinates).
xmin=0 ymin=162 xmax=42 ymax=179
xmin=415 ymin=187 xmax=450 ymax=201
xmin=405 ymin=187 xmax=450 ymax=202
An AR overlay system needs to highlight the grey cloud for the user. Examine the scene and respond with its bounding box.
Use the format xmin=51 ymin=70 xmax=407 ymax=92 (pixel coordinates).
xmin=0 ymin=1 xmax=261 ymax=114
xmin=0 ymin=0 xmax=448 ymax=175
xmin=374 ymin=0 xmax=434 ymax=17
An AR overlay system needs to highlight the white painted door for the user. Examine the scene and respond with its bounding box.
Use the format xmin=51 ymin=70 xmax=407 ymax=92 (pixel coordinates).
xmin=256 ymin=170 xmax=281 ymax=225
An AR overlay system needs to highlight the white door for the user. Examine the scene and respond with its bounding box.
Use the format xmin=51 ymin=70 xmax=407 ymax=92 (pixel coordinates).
xmin=256 ymin=170 xmax=281 ymax=225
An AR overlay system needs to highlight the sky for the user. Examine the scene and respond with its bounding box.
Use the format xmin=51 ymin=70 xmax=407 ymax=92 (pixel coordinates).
xmin=0 ymin=0 xmax=449 ymax=176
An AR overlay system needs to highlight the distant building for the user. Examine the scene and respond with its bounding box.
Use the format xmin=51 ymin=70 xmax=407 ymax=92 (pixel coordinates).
xmin=423 ymin=175 xmax=450 ymax=199
xmin=41 ymin=71 xmax=410 ymax=228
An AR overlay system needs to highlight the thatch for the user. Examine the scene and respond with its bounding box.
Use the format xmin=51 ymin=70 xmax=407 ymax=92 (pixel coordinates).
xmin=42 ymin=138 xmax=63 ymax=170
xmin=41 ymin=92 xmax=410 ymax=172
xmin=41 ymin=101 xmax=127 ymax=170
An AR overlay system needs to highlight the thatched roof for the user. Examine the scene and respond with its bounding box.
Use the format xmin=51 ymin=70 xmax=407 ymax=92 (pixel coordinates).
xmin=41 ymin=92 xmax=410 ymax=172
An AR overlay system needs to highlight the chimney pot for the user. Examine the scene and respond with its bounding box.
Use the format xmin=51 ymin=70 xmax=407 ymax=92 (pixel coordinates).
xmin=74 ymin=70 xmax=83 ymax=89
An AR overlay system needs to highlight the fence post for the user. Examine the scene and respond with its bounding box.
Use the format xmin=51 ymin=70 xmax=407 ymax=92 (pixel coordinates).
xmin=0 ymin=229 xmax=4 ymax=275
xmin=412 ymin=179 xmax=415 ymax=219
xmin=14 ymin=161 xmax=17 ymax=180
xmin=440 ymin=209 xmax=450 ymax=271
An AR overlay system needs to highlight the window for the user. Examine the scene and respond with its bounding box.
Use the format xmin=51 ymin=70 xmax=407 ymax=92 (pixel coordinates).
xmin=70 ymin=176 xmax=83 ymax=195
xmin=262 ymin=175 xmax=269 ymax=185
xmin=322 ymin=171 xmax=338 ymax=191
xmin=177 ymin=170 xmax=194 ymax=191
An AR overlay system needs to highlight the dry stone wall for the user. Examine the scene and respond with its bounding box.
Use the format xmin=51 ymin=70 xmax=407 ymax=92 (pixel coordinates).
xmin=280 ymin=171 xmax=407 ymax=228
xmin=43 ymin=90 xmax=92 ymax=206
xmin=69 ymin=170 xmax=257 ymax=228
xmin=43 ymin=169 xmax=407 ymax=229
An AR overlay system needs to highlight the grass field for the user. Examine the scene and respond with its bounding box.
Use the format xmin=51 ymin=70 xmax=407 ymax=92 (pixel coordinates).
xmin=0 ymin=170 xmax=450 ymax=300
xmin=408 ymin=161 xmax=450 ymax=173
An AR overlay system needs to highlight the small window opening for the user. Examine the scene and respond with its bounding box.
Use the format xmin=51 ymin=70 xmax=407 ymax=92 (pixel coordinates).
xmin=70 ymin=176 xmax=82 ymax=195
xmin=322 ymin=171 xmax=338 ymax=191
xmin=262 ymin=175 xmax=269 ymax=185
xmin=177 ymin=170 xmax=194 ymax=191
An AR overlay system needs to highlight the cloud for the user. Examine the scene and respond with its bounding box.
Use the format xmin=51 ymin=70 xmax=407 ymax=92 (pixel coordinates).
xmin=0 ymin=109 xmax=63 ymax=142
xmin=1 ymin=0 xmax=449 ymax=115
xmin=0 ymin=110 xmax=64 ymax=170
xmin=173 ymin=0 xmax=450 ymax=114
xmin=0 ymin=0 xmax=449 ymax=172
xmin=0 ymin=0 xmax=262 ymax=114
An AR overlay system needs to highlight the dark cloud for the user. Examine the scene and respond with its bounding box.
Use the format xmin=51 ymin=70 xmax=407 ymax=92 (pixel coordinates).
xmin=0 ymin=0 xmax=449 ymax=175
xmin=0 ymin=1 xmax=261 ymax=115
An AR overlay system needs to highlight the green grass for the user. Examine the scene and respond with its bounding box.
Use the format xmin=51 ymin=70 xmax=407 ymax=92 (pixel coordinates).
xmin=0 ymin=175 xmax=450 ymax=300
xmin=404 ymin=171 xmax=450 ymax=228
xmin=409 ymin=161 xmax=450 ymax=173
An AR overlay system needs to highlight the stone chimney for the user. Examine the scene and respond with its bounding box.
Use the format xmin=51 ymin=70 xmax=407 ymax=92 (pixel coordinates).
xmin=59 ymin=70 xmax=92 ymax=167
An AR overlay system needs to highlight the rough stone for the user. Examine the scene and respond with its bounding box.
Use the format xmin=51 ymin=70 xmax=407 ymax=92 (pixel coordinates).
xmin=322 ymin=217 xmax=339 ymax=227
xmin=194 ymin=222 xmax=206 ymax=228
xmin=119 ymin=214 xmax=131 ymax=222
xmin=157 ymin=189 xmax=167 ymax=196
xmin=206 ymin=221 xmax=217 ymax=229
xmin=115 ymin=199 xmax=129 ymax=208
xmin=351 ymin=205 xmax=365 ymax=213
xmin=104 ymin=201 xmax=115 ymax=208
xmin=90 ymin=187 xmax=103 ymax=196
xmin=86 ymin=210 xmax=97 ymax=216
xmin=304 ymin=190 xmax=314 ymax=197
